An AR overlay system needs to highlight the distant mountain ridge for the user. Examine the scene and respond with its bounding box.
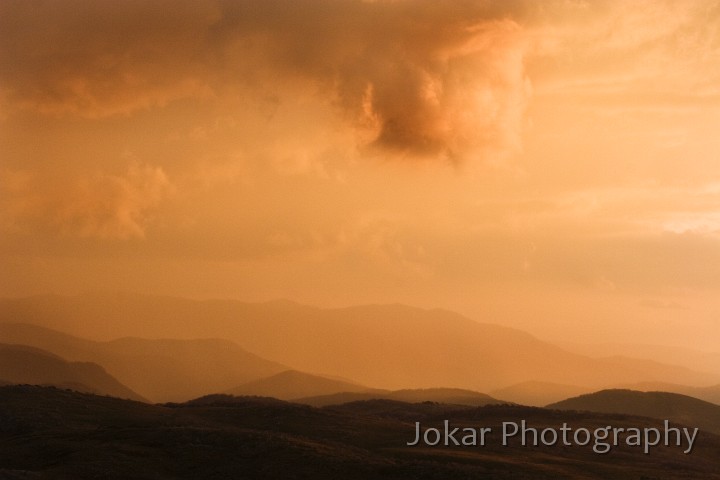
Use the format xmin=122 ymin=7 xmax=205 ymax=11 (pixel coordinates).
xmin=1 ymin=293 xmax=717 ymax=394
xmin=0 ymin=322 xmax=287 ymax=403
xmin=224 ymin=369 xmax=511 ymax=407
xmin=490 ymin=381 xmax=591 ymax=407
xmin=227 ymin=370 xmax=370 ymax=399
xmin=298 ymin=387 xmax=506 ymax=407
xmin=0 ymin=343 xmax=144 ymax=401
xmin=562 ymin=341 xmax=720 ymax=377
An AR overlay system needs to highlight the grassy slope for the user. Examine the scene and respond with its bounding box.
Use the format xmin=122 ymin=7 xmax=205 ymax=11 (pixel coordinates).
xmin=0 ymin=386 xmax=719 ymax=479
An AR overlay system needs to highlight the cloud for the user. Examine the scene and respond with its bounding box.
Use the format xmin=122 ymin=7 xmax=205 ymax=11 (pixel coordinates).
xmin=0 ymin=0 xmax=531 ymax=163
xmin=528 ymin=0 xmax=720 ymax=110
xmin=1 ymin=163 xmax=171 ymax=239
xmin=0 ymin=0 xmax=221 ymax=117
xmin=337 ymin=214 xmax=434 ymax=278
xmin=207 ymin=0 xmax=533 ymax=162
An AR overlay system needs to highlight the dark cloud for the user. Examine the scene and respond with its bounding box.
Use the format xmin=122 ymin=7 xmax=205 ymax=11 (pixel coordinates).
xmin=208 ymin=0 xmax=532 ymax=160
xmin=0 ymin=0 xmax=218 ymax=116
xmin=0 ymin=0 xmax=531 ymax=161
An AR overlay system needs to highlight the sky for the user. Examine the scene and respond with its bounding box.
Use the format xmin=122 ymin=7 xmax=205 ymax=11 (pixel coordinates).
xmin=2 ymin=0 xmax=720 ymax=349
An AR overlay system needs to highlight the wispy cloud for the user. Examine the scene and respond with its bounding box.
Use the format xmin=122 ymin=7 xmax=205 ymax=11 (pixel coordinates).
xmin=1 ymin=163 xmax=171 ymax=239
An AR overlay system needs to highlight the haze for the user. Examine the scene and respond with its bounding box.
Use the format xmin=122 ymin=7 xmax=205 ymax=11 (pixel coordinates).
xmin=2 ymin=0 xmax=720 ymax=351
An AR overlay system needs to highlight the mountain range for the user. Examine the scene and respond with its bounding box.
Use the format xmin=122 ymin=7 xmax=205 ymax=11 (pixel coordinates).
xmin=0 ymin=322 xmax=286 ymax=402
xmin=1 ymin=293 xmax=716 ymax=394
xmin=0 ymin=343 xmax=144 ymax=401
xmin=2 ymin=293 xmax=720 ymax=478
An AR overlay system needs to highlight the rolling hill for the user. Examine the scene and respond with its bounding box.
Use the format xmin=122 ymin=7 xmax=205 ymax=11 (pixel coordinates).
xmin=298 ymin=387 xmax=506 ymax=407
xmin=0 ymin=293 xmax=715 ymax=394
xmin=1 ymin=385 xmax=719 ymax=479
xmin=0 ymin=343 xmax=144 ymax=401
xmin=547 ymin=389 xmax=720 ymax=434
xmin=0 ymin=323 xmax=287 ymax=402
xmin=614 ymin=381 xmax=720 ymax=406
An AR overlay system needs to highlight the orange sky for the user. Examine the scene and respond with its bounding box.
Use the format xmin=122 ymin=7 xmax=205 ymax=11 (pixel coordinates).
xmin=2 ymin=0 xmax=720 ymax=349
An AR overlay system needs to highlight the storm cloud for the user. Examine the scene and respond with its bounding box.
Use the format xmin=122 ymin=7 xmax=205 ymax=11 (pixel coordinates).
xmin=0 ymin=0 xmax=531 ymax=161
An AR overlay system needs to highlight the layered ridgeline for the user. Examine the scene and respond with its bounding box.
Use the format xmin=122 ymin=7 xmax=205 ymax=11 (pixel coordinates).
xmin=227 ymin=370 xmax=507 ymax=407
xmin=0 ymin=323 xmax=286 ymax=403
xmin=547 ymin=389 xmax=720 ymax=435
xmin=297 ymin=387 xmax=506 ymax=407
xmin=1 ymin=386 xmax=720 ymax=479
xmin=489 ymin=380 xmax=720 ymax=408
xmin=562 ymin=342 xmax=720 ymax=381
xmin=227 ymin=370 xmax=371 ymax=400
xmin=1 ymin=293 xmax=717 ymax=394
xmin=0 ymin=343 xmax=144 ymax=401
xmin=490 ymin=381 xmax=592 ymax=407
xmin=0 ymin=323 xmax=509 ymax=405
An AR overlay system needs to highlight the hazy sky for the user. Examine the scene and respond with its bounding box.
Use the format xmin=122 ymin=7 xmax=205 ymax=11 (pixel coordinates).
xmin=2 ymin=0 xmax=720 ymax=348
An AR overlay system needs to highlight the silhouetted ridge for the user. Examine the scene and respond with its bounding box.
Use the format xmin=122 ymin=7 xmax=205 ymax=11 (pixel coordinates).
xmin=615 ymin=381 xmax=720 ymax=406
xmin=298 ymin=387 xmax=505 ymax=407
xmin=181 ymin=394 xmax=295 ymax=408
xmin=1 ymin=385 xmax=720 ymax=479
xmin=0 ymin=343 xmax=145 ymax=401
xmin=227 ymin=370 xmax=370 ymax=400
xmin=0 ymin=322 xmax=287 ymax=402
xmin=548 ymin=389 xmax=720 ymax=434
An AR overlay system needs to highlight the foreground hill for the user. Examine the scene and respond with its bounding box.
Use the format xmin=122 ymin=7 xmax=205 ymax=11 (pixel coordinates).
xmin=0 ymin=344 xmax=144 ymax=401
xmin=298 ymin=387 xmax=505 ymax=407
xmin=0 ymin=386 xmax=719 ymax=479
xmin=615 ymin=381 xmax=720 ymax=405
xmin=227 ymin=370 xmax=371 ymax=399
xmin=0 ymin=323 xmax=286 ymax=402
xmin=1 ymin=293 xmax=715 ymax=393
xmin=547 ymin=389 xmax=720 ymax=434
